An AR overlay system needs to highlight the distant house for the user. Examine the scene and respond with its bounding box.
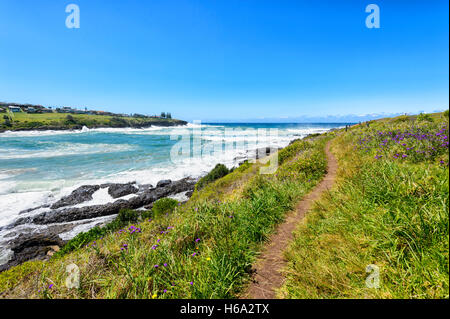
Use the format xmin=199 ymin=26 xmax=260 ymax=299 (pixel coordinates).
xmin=25 ymin=107 xmax=37 ymax=113
xmin=0 ymin=107 xmax=5 ymax=113
xmin=59 ymin=107 xmax=75 ymax=113
xmin=8 ymin=106 xmax=21 ymax=112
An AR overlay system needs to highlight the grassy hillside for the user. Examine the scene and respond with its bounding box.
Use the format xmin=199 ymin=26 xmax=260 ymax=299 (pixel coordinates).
xmin=0 ymin=112 xmax=448 ymax=299
xmin=0 ymin=112 xmax=186 ymax=131
xmin=279 ymin=112 xmax=449 ymax=298
xmin=0 ymin=134 xmax=330 ymax=298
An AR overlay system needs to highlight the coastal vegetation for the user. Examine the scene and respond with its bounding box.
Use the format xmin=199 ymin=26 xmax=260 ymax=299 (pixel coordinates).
xmin=279 ymin=112 xmax=448 ymax=298
xmin=0 ymin=133 xmax=329 ymax=298
xmin=0 ymin=112 xmax=186 ymax=132
xmin=54 ymin=209 xmax=148 ymax=259
xmin=152 ymin=198 xmax=179 ymax=218
xmin=195 ymin=164 xmax=231 ymax=191
xmin=0 ymin=112 xmax=448 ymax=299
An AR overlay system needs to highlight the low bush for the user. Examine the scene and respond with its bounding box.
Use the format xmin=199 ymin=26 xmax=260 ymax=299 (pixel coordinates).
xmin=417 ymin=113 xmax=434 ymax=123
xmin=64 ymin=114 xmax=76 ymax=124
xmin=152 ymin=198 xmax=179 ymax=217
xmin=195 ymin=164 xmax=230 ymax=190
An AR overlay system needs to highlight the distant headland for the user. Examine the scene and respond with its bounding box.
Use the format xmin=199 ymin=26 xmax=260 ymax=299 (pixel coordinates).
xmin=0 ymin=102 xmax=187 ymax=132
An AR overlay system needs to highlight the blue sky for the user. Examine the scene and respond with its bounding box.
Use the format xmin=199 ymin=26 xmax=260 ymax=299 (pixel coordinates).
xmin=0 ymin=0 xmax=448 ymax=122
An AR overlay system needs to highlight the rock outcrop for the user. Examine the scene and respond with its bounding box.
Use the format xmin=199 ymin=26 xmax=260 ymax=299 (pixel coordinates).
xmin=1 ymin=177 xmax=197 ymax=272
xmin=50 ymin=185 xmax=100 ymax=209
xmin=107 ymin=183 xmax=138 ymax=199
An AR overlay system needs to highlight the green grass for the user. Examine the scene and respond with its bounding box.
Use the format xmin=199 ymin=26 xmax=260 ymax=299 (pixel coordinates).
xmin=53 ymin=209 xmax=146 ymax=258
xmin=0 ymin=134 xmax=330 ymax=298
xmin=0 ymin=112 xmax=184 ymax=131
xmin=279 ymin=113 xmax=449 ymax=299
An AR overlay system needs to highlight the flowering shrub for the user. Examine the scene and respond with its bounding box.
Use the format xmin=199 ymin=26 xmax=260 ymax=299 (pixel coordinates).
xmin=356 ymin=120 xmax=449 ymax=165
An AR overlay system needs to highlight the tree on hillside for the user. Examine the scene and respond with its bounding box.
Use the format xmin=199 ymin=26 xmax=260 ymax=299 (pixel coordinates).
xmin=65 ymin=114 xmax=76 ymax=124
xmin=161 ymin=112 xmax=166 ymax=118
xmin=166 ymin=112 xmax=172 ymax=119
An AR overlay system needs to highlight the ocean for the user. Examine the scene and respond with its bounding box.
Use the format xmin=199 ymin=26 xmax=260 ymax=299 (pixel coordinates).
xmin=0 ymin=122 xmax=345 ymax=265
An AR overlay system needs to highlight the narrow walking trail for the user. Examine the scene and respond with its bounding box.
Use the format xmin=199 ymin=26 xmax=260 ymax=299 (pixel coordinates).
xmin=241 ymin=140 xmax=338 ymax=299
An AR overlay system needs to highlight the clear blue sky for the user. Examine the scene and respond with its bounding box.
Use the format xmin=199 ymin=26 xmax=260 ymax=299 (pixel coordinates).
xmin=0 ymin=0 xmax=448 ymax=121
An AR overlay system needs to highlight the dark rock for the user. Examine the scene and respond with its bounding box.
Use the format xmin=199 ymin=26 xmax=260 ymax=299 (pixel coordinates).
xmin=0 ymin=232 xmax=65 ymax=272
xmin=3 ymin=177 xmax=198 ymax=272
xmin=107 ymin=183 xmax=138 ymax=199
xmin=138 ymin=184 xmax=154 ymax=192
xmin=50 ymin=185 xmax=100 ymax=209
xmin=185 ymin=190 xmax=194 ymax=198
xmin=13 ymin=178 xmax=197 ymax=226
xmin=157 ymin=179 xmax=172 ymax=187
xmin=19 ymin=204 xmax=50 ymax=215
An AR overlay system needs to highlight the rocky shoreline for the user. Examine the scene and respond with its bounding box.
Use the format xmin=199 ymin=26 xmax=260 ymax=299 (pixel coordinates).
xmin=0 ymin=177 xmax=197 ymax=272
xmin=0 ymin=140 xmax=311 ymax=272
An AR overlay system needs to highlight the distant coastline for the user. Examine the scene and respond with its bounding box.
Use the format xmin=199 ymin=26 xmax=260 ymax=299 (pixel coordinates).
xmin=0 ymin=109 xmax=187 ymax=133
xmin=0 ymin=119 xmax=188 ymax=133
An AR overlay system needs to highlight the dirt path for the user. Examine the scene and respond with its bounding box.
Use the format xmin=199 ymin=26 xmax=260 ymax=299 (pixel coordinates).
xmin=240 ymin=140 xmax=338 ymax=299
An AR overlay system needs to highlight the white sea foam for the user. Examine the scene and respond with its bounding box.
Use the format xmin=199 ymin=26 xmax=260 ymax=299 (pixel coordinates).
xmin=0 ymin=143 xmax=136 ymax=160
xmin=168 ymin=191 xmax=190 ymax=202
xmin=0 ymin=123 xmax=205 ymax=138
xmin=58 ymin=215 xmax=118 ymax=241
xmin=69 ymin=188 xmax=138 ymax=209
xmin=0 ymin=190 xmax=53 ymax=228
xmin=0 ymin=248 xmax=13 ymax=266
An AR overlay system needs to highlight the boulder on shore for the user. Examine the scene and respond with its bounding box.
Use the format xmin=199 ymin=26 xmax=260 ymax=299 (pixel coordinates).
xmin=0 ymin=233 xmax=65 ymax=272
xmin=13 ymin=178 xmax=196 ymax=226
xmin=2 ymin=177 xmax=197 ymax=272
xmin=107 ymin=183 xmax=138 ymax=199
xmin=157 ymin=179 xmax=172 ymax=187
xmin=50 ymin=185 xmax=100 ymax=209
